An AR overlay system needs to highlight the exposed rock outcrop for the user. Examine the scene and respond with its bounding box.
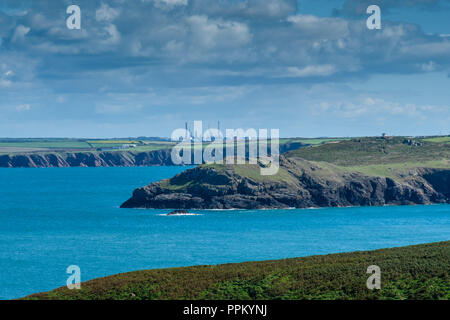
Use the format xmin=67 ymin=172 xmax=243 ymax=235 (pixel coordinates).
xmin=121 ymin=157 xmax=450 ymax=209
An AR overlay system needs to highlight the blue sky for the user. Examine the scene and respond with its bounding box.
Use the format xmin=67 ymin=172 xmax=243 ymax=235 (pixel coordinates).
xmin=0 ymin=0 xmax=449 ymax=138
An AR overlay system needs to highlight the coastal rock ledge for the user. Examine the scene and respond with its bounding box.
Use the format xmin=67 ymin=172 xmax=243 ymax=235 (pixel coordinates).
xmin=121 ymin=156 xmax=450 ymax=210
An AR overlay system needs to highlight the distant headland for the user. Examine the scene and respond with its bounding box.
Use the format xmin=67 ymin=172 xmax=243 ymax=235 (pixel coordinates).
xmin=121 ymin=136 xmax=450 ymax=210
xmin=0 ymin=137 xmax=314 ymax=168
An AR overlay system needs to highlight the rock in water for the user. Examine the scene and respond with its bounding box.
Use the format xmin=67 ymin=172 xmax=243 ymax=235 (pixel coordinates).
xmin=167 ymin=210 xmax=191 ymax=216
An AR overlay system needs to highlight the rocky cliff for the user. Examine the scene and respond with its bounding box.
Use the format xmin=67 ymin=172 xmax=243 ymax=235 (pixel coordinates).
xmin=121 ymin=156 xmax=450 ymax=209
xmin=0 ymin=149 xmax=174 ymax=168
xmin=0 ymin=142 xmax=308 ymax=168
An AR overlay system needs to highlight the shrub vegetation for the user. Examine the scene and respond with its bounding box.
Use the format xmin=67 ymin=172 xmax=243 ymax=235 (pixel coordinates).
xmin=25 ymin=241 xmax=449 ymax=300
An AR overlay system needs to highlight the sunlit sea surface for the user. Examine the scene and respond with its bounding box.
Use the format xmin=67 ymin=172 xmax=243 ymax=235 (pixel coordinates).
xmin=0 ymin=167 xmax=449 ymax=299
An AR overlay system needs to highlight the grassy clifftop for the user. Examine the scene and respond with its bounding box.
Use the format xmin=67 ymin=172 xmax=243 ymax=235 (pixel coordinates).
xmin=162 ymin=137 xmax=450 ymax=185
xmin=285 ymin=137 xmax=450 ymax=180
xmin=25 ymin=241 xmax=450 ymax=300
xmin=286 ymin=137 xmax=450 ymax=167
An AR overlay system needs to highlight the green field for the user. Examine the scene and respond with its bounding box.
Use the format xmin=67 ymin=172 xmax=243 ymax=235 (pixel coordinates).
xmin=279 ymin=138 xmax=347 ymax=145
xmin=0 ymin=137 xmax=340 ymax=155
xmin=24 ymin=241 xmax=450 ymax=300
xmin=131 ymin=143 xmax=176 ymax=152
xmin=340 ymin=160 xmax=450 ymax=179
xmin=194 ymin=136 xmax=450 ymax=184
xmin=423 ymin=136 xmax=450 ymax=144
xmin=0 ymin=138 xmax=175 ymax=154
xmin=287 ymin=137 xmax=450 ymax=167
xmin=0 ymin=141 xmax=91 ymax=149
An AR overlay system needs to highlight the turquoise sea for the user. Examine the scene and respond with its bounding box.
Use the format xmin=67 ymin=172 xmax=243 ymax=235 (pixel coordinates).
xmin=0 ymin=167 xmax=449 ymax=299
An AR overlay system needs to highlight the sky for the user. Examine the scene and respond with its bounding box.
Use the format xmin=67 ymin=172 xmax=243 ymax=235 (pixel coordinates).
xmin=0 ymin=0 xmax=450 ymax=138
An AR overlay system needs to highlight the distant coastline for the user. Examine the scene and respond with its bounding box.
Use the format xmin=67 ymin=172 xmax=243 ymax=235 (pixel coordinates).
xmin=0 ymin=149 xmax=175 ymax=168
xmin=0 ymin=139 xmax=309 ymax=168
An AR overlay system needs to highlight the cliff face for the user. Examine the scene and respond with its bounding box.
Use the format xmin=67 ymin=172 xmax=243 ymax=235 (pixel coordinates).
xmin=0 ymin=141 xmax=307 ymax=168
xmin=0 ymin=149 xmax=174 ymax=168
xmin=121 ymin=157 xmax=450 ymax=209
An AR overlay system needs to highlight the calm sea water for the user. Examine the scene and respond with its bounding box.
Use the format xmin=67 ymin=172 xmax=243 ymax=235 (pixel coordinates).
xmin=0 ymin=167 xmax=449 ymax=299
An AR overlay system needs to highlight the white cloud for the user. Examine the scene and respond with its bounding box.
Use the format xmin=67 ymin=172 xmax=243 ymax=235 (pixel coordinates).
xmin=421 ymin=61 xmax=437 ymax=72
xmin=154 ymin=0 xmax=188 ymax=8
xmin=101 ymin=24 xmax=121 ymax=45
xmin=11 ymin=25 xmax=30 ymax=43
xmin=95 ymin=103 xmax=143 ymax=115
xmin=313 ymin=97 xmax=449 ymax=119
xmin=16 ymin=104 xmax=31 ymax=111
xmin=0 ymin=79 xmax=12 ymax=87
xmin=287 ymin=15 xmax=349 ymax=39
xmin=190 ymin=0 xmax=297 ymax=19
xmin=2 ymin=0 xmax=450 ymax=90
xmin=286 ymin=65 xmax=337 ymax=78
xmin=0 ymin=68 xmax=14 ymax=87
xmin=96 ymin=3 xmax=120 ymax=22
xmin=364 ymin=97 xmax=376 ymax=105
xmin=187 ymin=15 xmax=251 ymax=49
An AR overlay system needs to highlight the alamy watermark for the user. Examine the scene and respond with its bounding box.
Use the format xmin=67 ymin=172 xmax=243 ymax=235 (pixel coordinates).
xmin=66 ymin=5 xmax=81 ymax=30
xmin=63 ymin=4 xmax=381 ymax=31
xmin=171 ymin=121 xmax=280 ymax=176
xmin=367 ymin=5 xmax=382 ymax=30
xmin=366 ymin=265 xmax=381 ymax=290
xmin=66 ymin=265 xmax=81 ymax=290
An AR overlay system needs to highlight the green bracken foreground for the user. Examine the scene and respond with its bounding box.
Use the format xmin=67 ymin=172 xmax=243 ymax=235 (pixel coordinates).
xmin=25 ymin=241 xmax=449 ymax=300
